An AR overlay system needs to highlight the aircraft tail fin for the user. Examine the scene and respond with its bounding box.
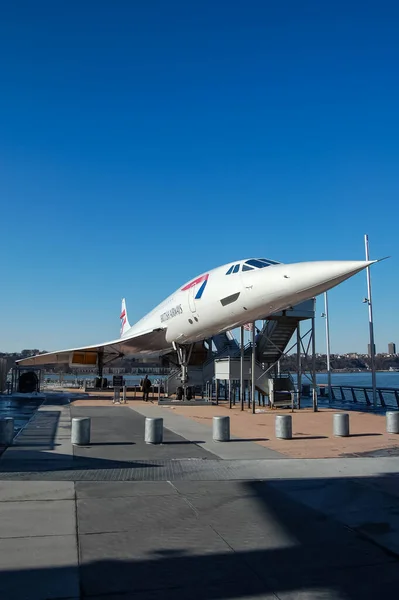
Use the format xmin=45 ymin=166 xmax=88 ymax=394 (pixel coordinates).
xmin=120 ymin=298 xmax=131 ymax=337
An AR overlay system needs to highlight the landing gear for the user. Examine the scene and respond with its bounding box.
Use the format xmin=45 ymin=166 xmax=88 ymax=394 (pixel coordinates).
xmin=173 ymin=342 xmax=194 ymax=400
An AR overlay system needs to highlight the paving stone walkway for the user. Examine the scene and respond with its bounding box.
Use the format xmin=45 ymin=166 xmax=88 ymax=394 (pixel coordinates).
xmin=1 ymin=397 xmax=399 ymax=599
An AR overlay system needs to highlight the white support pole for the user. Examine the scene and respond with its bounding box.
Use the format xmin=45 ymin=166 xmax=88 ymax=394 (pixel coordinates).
xmin=365 ymin=234 xmax=377 ymax=407
xmin=324 ymin=292 xmax=332 ymax=400
xmin=312 ymin=316 xmax=318 ymax=412
xmin=297 ymin=322 xmax=302 ymax=409
xmin=240 ymin=326 xmax=244 ymax=411
xmin=251 ymin=322 xmax=256 ymax=414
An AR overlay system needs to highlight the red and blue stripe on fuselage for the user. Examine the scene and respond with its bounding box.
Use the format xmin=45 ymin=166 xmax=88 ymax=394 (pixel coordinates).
xmin=181 ymin=274 xmax=209 ymax=299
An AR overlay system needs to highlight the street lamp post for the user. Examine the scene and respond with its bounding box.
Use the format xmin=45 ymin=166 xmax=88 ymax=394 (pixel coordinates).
xmin=364 ymin=234 xmax=377 ymax=407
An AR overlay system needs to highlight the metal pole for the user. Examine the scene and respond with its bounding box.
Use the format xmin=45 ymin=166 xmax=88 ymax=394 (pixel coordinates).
xmin=312 ymin=316 xmax=318 ymax=412
xmin=324 ymin=292 xmax=332 ymax=401
xmin=240 ymin=326 xmax=244 ymax=411
xmin=251 ymin=322 xmax=256 ymax=414
xmin=365 ymin=234 xmax=377 ymax=407
xmin=296 ymin=322 xmax=302 ymax=409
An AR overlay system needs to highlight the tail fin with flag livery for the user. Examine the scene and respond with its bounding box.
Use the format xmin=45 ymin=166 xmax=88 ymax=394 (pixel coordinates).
xmin=120 ymin=298 xmax=131 ymax=337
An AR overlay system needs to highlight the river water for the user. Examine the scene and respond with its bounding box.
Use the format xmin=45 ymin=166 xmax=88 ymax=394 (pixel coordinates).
xmin=44 ymin=371 xmax=399 ymax=388
xmin=304 ymin=371 xmax=399 ymax=389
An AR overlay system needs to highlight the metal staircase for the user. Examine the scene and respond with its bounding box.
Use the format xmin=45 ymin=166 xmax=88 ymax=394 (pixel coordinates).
xmin=256 ymin=319 xmax=298 ymax=365
xmin=211 ymin=332 xmax=240 ymax=356
xmin=165 ymin=299 xmax=315 ymax=398
xmin=256 ymin=299 xmax=315 ymax=368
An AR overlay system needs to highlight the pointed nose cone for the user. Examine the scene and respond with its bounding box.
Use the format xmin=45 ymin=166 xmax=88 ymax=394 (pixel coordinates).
xmin=284 ymin=260 xmax=376 ymax=299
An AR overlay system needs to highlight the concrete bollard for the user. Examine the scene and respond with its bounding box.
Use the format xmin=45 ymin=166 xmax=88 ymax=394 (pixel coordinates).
xmin=122 ymin=386 xmax=127 ymax=404
xmin=333 ymin=413 xmax=349 ymax=437
xmin=212 ymin=416 xmax=230 ymax=441
xmin=0 ymin=417 xmax=14 ymax=446
xmin=145 ymin=417 xmax=163 ymax=444
xmin=386 ymin=411 xmax=399 ymax=434
xmin=71 ymin=417 xmax=91 ymax=445
xmin=275 ymin=415 xmax=292 ymax=439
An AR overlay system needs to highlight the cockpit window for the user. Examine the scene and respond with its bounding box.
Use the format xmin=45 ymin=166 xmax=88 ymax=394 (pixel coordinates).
xmin=258 ymin=258 xmax=280 ymax=265
xmin=242 ymin=258 xmax=280 ymax=271
xmin=226 ymin=264 xmax=241 ymax=274
xmin=244 ymin=259 xmax=269 ymax=269
xmin=229 ymin=258 xmax=280 ymax=274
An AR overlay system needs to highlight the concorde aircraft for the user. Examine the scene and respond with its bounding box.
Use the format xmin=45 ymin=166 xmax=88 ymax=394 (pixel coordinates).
xmin=17 ymin=257 xmax=381 ymax=387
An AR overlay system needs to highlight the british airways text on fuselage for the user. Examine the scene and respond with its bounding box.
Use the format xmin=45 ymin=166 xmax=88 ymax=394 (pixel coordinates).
xmin=160 ymin=304 xmax=183 ymax=323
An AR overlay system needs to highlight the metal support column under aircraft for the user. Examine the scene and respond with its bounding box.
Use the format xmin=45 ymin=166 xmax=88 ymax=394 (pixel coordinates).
xmin=312 ymin=316 xmax=318 ymax=412
xmin=173 ymin=342 xmax=194 ymax=399
xmin=293 ymin=314 xmax=317 ymax=411
xmin=297 ymin=323 xmax=302 ymax=409
xmin=98 ymin=350 xmax=104 ymax=379
xmin=240 ymin=326 xmax=244 ymax=411
xmin=251 ymin=323 xmax=256 ymax=414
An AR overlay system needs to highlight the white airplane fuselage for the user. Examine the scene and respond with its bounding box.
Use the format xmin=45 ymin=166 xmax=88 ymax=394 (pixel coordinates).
xmin=120 ymin=258 xmax=375 ymax=351
xmin=16 ymin=256 xmax=380 ymax=370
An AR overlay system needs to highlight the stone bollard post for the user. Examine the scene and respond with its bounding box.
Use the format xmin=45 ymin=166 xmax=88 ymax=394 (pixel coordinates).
xmin=212 ymin=416 xmax=230 ymax=441
xmin=0 ymin=417 xmax=14 ymax=446
xmin=71 ymin=417 xmax=91 ymax=445
xmin=145 ymin=417 xmax=163 ymax=444
xmin=386 ymin=411 xmax=399 ymax=434
xmin=275 ymin=415 xmax=292 ymax=439
xmin=113 ymin=387 xmax=120 ymax=404
xmin=333 ymin=413 xmax=349 ymax=437
xmin=122 ymin=386 xmax=127 ymax=404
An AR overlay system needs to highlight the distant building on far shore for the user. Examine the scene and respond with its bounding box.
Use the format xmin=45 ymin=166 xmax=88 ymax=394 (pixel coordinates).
xmin=388 ymin=342 xmax=396 ymax=355
xmin=368 ymin=343 xmax=376 ymax=356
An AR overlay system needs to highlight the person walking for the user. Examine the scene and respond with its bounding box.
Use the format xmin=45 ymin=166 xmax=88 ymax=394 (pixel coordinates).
xmin=141 ymin=374 xmax=151 ymax=401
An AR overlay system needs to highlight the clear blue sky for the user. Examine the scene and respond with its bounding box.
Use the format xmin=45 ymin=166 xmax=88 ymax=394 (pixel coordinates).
xmin=0 ymin=1 xmax=398 ymax=354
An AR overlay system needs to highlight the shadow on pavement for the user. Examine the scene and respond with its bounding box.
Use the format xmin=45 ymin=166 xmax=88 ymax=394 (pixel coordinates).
xmin=0 ymin=447 xmax=159 ymax=473
xmin=290 ymin=435 xmax=328 ymax=440
xmin=161 ymin=440 xmax=205 ymax=445
xmin=349 ymin=433 xmax=383 ymax=438
xmin=1 ymin=473 xmax=399 ymax=599
xmin=87 ymin=442 xmax=136 ymax=446
xmin=230 ymin=437 xmax=270 ymax=442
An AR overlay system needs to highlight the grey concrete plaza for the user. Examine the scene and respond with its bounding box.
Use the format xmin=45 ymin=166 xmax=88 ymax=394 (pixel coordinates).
xmin=1 ymin=396 xmax=399 ymax=599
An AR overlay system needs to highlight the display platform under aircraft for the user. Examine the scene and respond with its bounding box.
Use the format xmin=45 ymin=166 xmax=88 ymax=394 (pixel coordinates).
xmin=17 ymin=256 xmax=383 ymax=391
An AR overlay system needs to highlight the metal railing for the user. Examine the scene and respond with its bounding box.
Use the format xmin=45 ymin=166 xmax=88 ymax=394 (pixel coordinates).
xmin=326 ymin=385 xmax=399 ymax=408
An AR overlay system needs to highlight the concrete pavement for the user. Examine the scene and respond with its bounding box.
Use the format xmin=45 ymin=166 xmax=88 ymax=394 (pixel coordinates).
xmin=1 ymin=397 xmax=399 ymax=598
xmin=0 ymin=481 xmax=79 ymax=600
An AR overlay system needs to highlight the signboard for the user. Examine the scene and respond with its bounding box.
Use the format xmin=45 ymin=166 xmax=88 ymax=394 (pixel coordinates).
xmin=113 ymin=375 xmax=124 ymax=387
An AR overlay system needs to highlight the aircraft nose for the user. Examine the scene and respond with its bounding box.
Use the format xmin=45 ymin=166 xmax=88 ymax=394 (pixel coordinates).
xmin=282 ymin=260 xmax=377 ymax=298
